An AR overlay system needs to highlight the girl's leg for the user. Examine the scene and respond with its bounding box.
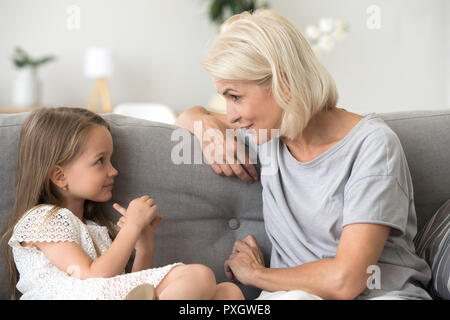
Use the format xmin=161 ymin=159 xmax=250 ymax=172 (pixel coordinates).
xmin=213 ymin=282 xmax=245 ymax=300
xmin=156 ymin=264 xmax=217 ymax=300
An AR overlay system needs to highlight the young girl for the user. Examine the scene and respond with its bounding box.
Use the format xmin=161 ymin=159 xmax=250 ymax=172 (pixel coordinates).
xmin=0 ymin=107 xmax=244 ymax=300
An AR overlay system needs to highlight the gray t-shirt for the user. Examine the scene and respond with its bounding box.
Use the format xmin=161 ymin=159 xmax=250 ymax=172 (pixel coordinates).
xmin=239 ymin=112 xmax=432 ymax=300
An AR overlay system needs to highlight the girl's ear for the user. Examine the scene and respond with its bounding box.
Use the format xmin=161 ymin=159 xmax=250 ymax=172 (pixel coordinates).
xmin=49 ymin=165 xmax=67 ymax=189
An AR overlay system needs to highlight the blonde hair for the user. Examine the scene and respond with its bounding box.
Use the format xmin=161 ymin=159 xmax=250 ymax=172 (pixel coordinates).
xmin=203 ymin=9 xmax=339 ymax=140
xmin=0 ymin=107 xmax=121 ymax=299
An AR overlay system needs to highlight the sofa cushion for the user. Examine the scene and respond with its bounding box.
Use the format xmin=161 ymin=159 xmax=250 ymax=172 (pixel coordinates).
xmin=414 ymin=199 xmax=450 ymax=299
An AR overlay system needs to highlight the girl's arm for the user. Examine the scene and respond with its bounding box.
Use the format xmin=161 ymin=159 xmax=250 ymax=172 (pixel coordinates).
xmin=132 ymin=248 xmax=154 ymax=272
xmin=31 ymin=223 xmax=141 ymax=279
xmin=114 ymin=203 xmax=163 ymax=273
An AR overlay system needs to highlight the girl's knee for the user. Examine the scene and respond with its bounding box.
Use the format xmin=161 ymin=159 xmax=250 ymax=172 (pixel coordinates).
xmin=217 ymin=282 xmax=245 ymax=300
xmin=186 ymin=264 xmax=217 ymax=297
xmin=187 ymin=264 xmax=216 ymax=284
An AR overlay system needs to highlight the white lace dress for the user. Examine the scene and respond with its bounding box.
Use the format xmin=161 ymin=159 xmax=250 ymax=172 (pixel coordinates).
xmin=8 ymin=204 xmax=183 ymax=300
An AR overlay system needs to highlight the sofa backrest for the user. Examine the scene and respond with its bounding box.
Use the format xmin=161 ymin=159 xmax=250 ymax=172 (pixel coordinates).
xmin=0 ymin=109 xmax=449 ymax=300
xmin=378 ymin=110 xmax=450 ymax=230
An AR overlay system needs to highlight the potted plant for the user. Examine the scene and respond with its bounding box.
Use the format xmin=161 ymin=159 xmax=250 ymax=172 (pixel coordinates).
xmin=11 ymin=47 xmax=55 ymax=107
xmin=207 ymin=0 xmax=269 ymax=26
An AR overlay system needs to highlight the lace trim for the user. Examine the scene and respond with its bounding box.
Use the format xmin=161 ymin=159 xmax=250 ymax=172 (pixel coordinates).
xmin=9 ymin=205 xmax=81 ymax=248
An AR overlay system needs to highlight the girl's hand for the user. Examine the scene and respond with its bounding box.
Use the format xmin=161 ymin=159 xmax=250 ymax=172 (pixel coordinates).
xmin=113 ymin=202 xmax=162 ymax=251
xmin=117 ymin=196 xmax=158 ymax=233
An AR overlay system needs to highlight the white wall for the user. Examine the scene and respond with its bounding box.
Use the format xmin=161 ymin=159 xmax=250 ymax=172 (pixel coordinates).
xmin=0 ymin=0 xmax=448 ymax=114
xmin=271 ymin=0 xmax=450 ymax=113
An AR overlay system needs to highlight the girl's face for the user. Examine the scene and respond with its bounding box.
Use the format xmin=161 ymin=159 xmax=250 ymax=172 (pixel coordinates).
xmin=57 ymin=126 xmax=118 ymax=203
xmin=214 ymin=78 xmax=284 ymax=145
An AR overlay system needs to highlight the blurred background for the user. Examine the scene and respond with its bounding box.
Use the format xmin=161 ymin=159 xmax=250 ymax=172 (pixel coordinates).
xmin=0 ymin=0 xmax=449 ymax=122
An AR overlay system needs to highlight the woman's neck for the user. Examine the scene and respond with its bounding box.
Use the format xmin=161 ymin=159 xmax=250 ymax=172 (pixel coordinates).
xmin=281 ymin=108 xmax=362 ymax=163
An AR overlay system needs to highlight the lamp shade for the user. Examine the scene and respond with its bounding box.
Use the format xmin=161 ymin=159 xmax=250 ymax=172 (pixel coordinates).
xmin=84 ymin=47 xmax=113 ymax=78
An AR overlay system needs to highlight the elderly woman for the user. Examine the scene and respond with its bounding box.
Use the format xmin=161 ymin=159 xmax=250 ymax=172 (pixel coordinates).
xmin=176 ymin=9 xmax=431 ymax=300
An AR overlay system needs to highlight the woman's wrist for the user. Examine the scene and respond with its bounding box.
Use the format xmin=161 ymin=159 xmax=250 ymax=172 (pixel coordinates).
xmin=250 ymin=266 xmax=268 ymax=288
xmin=175 ymin=106 xmax=209 ymax=133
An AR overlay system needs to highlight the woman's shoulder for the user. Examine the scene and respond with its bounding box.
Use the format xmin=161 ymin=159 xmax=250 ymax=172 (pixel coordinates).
xmin=347 ymin=114 xmax=411 ymax=183
xmin=355 ymin=114 xmax=405 ymax=157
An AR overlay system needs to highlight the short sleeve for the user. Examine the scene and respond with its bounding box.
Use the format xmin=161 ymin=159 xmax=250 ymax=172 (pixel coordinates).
xmin=342 ymin=175 xmax=409 ymax=236
xmin=8 ymin=205 xmax=82 ymax=249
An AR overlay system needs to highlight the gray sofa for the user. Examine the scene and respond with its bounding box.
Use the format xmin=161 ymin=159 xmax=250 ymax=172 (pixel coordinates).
xmin=1 ymin=109 xmax=449 ymax=300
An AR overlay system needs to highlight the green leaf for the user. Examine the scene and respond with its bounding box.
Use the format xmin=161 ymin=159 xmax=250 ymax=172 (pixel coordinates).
xmin=32 ymin=56 xmax=55 ymax=67
xmin=208 ymin=0 xmax=269 ymax=26
xmin=11 ymin=46 xmax=55 ymax=68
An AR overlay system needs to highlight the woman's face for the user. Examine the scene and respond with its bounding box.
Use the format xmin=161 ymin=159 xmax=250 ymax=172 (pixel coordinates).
xmin=214 ymin=78 xmax=284 ymax=145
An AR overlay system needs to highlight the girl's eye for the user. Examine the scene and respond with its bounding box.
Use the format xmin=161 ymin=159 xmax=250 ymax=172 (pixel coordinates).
xmin=96 ymin=158 xmax=104 ymax=165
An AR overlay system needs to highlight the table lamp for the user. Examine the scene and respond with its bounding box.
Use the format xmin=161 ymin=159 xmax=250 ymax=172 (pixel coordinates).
xmin=84 ymin=47 xmax=113 ymax=113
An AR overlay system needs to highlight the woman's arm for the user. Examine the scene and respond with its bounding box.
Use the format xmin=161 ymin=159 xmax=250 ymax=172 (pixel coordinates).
xmin=32 ymin=223 xmax=141 ymax=280
xmin=226 ymin=223 xmax=390 ymax=300
xmin=175 ymin=106 xmax=258 ymax=183
xmin=175 ymin=106 xmax=239 ymax=133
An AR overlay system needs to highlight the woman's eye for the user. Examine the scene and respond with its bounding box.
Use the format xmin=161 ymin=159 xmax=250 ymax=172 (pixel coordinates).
xmin=230 ymin=95 xmax=240 ymax=102
xmin=96 ymin=158 xmax=103 ymax=165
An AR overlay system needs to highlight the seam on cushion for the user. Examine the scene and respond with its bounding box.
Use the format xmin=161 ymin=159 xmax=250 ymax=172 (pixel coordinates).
xmin=381 ymin=113 xmax=450 ymax=121
xmin=0 ymin=124 xmax=25 ymax=128
xmin=105 ymin=117 xmax=177 ymax=130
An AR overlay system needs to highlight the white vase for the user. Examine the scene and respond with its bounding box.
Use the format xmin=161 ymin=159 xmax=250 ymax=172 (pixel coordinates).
xmin=12 ymin=67 xmax=41 ymax=107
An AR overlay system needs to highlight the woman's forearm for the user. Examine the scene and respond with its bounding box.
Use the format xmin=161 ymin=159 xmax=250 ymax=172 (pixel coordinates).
xmin=175 ymin=106 xmax=210 ymax=134
xmin=251 ymin=258 xmax=354 ymax=300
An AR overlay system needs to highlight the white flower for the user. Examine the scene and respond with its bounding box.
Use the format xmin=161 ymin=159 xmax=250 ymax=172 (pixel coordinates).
xmin=305 ymin=25 xmax=321 ymax=40
xmin=319 ymin=18 xmax=334 ymax=33
xmin=318 ymin=35 xmax=335 ymax=51
xmin=332 ymin=20 xmax=348 ymax=41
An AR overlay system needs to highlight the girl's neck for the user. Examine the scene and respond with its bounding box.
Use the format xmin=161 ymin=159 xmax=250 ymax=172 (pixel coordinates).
xmin=62 ymin=199 xmax=86 ymax=224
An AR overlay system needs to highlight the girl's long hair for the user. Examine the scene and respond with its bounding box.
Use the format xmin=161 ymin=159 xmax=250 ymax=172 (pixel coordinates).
xmin=0 ymin=107 xmax=120 ymax=299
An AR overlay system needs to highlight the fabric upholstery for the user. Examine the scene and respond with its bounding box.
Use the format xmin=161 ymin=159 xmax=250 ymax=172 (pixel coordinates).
xmin=1 ymin=109 xmax=449 ymax=299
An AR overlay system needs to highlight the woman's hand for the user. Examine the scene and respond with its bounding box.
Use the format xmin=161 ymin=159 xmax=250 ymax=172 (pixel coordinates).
xmin=224 ymin=235 xmax=265 ymax=286
xmin=199 ymin=113 xmax=259 ymax=184
xmin=113 ymin=198 xmax=162 ymax=251
xmin=176 ymin=106 xmax=259 ymax=184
